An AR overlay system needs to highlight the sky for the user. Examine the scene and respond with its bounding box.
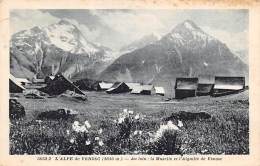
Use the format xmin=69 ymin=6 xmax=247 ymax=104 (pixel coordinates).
xmin=10 ymin=9 xmax=248 ymax=52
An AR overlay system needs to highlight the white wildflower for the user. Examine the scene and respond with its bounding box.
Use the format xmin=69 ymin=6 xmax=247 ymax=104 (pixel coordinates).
xmin=69 ymin=138 xmax=75 ymax=144
xmin=133 ymin=130 xmax=138 ymax=135
xmin=178 ymin=120 xmax=184 ymax=127
xmin=118 ymin=117 xmax=125 ymax=124
xmin=133 ymin=130 xmax=143 ymax=136
xmin=98 ymin=140 xmax=104 ymax=146
xmin=73 ymin=121 xmax=80 ymax=126
xmin=98 ymin=128 xmax=103 ymax=134
xmin=123 ymin=109 xmax=128 ymax=113
xmin=167 ymin=121 xmax=180 ymax=131
xmin=134 ymin=114 xmax=140 ymax=120
xmin=85 ymin=140 xmax=91 ymax=145
xmin=113 ymin=119 xmax=117 ymax=123
xmin=95 ymin=137 xmax=100 ymax=141
xmin=66 ymin=130 xmax=70 ymax=135
xmin=79 ymin=125 xmax=87 ymax=133
xmin=152 ymin=121 xmax=180 ymax=142
xmin=133 ymin=150 xmax=139 ymax=154
xmin=84 ymin=120 xmax=91 ymax=129
xmin=72 ymin=125 xmax=80 ymax=132
xmin=128 ymin=110 xmax=134 ymax=114
xmin=201 ymin=149 xmax=208 ymax=153
xmin=36 ymin=120 xmax=42 ymax=123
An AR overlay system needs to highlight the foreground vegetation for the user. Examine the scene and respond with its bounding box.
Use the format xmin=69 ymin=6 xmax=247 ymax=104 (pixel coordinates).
xmin=10 ymin=92 xmax=249 ymax=155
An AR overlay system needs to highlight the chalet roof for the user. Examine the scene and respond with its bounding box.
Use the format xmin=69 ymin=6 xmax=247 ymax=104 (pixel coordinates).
xmin=175 ymin=77 xmax=198 ymax=90
xmin=106 ymin=82 xmax=130 ymax=93
xmin=125 ymin=83 xmax=141 ymax=90
xmin=99 ymin=82 xmax=113 ymax=89
xmin=131 ymin=85 xmax=143 ymax=94
xmin=106 ymin=82 xmax=125 ymax=92
xmin=142 ymin=85 xmax=154 ymax=91
xmin=49 ymin=76 xmax=55 ymax=80
xmin=155 ymin=86 xmax=165 ymax=94
xmin=214 ymin=76 xmax=245 ymax=90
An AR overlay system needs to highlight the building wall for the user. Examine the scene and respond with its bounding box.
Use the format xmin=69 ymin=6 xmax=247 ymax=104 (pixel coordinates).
xmin=175 ymin=89 xmax=196 ymax=99
xmin=211 ymin=89 xmax=244 ymax=97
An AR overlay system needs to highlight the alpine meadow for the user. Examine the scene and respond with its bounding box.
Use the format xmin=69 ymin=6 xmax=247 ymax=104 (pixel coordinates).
xmin=9 ymin=9 xmax=249 ymax=155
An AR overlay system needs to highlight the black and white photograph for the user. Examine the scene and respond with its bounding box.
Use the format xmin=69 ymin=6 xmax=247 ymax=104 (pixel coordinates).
xmin=9 ymin=9 xmax=249 ymax=155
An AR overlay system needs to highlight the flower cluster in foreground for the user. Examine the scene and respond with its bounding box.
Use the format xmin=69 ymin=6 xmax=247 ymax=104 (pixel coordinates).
xmin=71 ymin=120 xmax=91 ymax=133
xmin=151 ymin=120 xmax=181 ymax=142
xmin=63 ymin=119 xmax=106 ymax=154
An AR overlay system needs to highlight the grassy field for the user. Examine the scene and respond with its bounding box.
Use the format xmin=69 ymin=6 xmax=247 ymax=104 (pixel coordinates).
xmin=9 ymin=90 xmax=249 ymax=155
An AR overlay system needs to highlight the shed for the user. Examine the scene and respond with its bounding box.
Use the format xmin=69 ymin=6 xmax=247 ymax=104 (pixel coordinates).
xmin=39 ymin=73 xmax=85 ymax=96
xmin=175 ymin=77 xmax=198 ymax=99
xmin=196 ymin=75 xmax=214 ymax=96
xmin=155 ymin=86 xmax=165 ymax=96
xmin=106 ymin=82 xmax=130 ymax=94
xmin=212 ymin=76 xmax=245 ymax=96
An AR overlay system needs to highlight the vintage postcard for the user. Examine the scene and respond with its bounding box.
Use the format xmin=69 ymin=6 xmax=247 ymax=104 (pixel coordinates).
xmin=0 ymin=0 xmax=260 ymax=166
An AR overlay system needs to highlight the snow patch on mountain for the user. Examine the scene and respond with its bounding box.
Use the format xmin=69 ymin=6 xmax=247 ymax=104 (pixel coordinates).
xmin=44 ymin=20 xmax=99 ymax=54
xmin=165 ymin=20 xmax=217 ymax=49
xmin=203 ymin=62 xmax=208 ymax=67
xmin=184 ymin=21 xmax=196 ymax=31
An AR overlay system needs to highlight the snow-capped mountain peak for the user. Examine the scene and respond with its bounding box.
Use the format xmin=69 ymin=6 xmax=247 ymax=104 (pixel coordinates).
xmin=164 ymin=20 xmax=216 ymax=49
xmin=44 ymin=20 xmax=99 ymax=54
xmin=182 ymin=20 xmax=200 ymax=31
xmin=100 ymin=20 xmax=248 ymax=88
xmin=10 ymin=19 xmax=115 ymax=80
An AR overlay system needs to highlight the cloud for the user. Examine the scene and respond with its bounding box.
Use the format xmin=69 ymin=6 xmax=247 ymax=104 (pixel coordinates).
xmin=10 ymin=10 xmax=59 ymax=34
xmin=90 ymin=10 xmax=167 ymax=48
xmin=41 ymin=9 xmax=104 ymax=30
xmin=202 ymin=26 xmax=248 ymax=51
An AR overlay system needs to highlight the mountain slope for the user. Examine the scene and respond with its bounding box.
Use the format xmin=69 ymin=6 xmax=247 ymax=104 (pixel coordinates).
xmin=119 ymin=33 xmax=160 ymax=54
xmin=99 ymin=20 xmax=248 ymax=94
xmin=10 ymin=19 xmax=113 ymax=80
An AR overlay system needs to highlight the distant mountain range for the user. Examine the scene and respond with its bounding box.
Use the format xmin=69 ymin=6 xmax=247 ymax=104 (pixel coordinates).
xmin=10 ymin=19 xmax=113 ymax=80
xmin=99 ymin=20 xmax=248 ymax=91
xmin=10 ymin=19 xmax=248 ymax=90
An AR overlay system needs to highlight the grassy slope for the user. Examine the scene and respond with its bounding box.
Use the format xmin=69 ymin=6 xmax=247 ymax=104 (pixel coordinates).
xmin=10 ymin=90 xmax=249 ymax=155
